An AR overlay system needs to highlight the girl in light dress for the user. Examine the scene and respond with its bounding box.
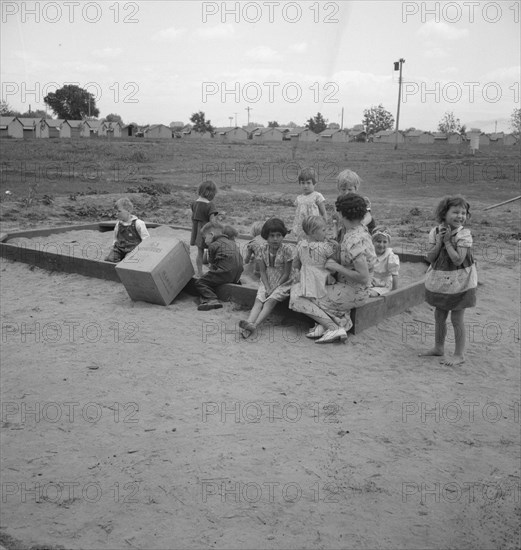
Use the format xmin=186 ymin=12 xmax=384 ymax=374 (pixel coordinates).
xmin=420 ymin=195 xmax=477 ymax=366
xmin=369 ymin=226 xmax=400 ymax=297
xmin=239 ymin=219 xmax=294 ymax=338
xmin=243 ymin=221 xmax=266 ymax=279
xmin=292 ymin=167 xmax=327 ymax=242
xmin=292 ymin=216 xmax=337 ymax=301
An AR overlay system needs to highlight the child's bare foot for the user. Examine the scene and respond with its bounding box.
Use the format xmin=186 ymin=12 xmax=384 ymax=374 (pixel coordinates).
xmin=419 ymin=348 xmax=444 ymax=357
xmin=441 ymin=355 xmax=465 ymax=366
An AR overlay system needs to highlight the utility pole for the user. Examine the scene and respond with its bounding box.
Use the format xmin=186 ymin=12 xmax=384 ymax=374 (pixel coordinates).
xmin=229 ymin=116 xmax=233 ymax=127
xmin=340 ymin=107 xmax=344 ymax=130
xmin=234 ymin=112 xmax=238 ymax=126
xmin=394 ymin=58 xmax=405 ymax=150
xmin=245 ymin=106 xmax=253 ymax=126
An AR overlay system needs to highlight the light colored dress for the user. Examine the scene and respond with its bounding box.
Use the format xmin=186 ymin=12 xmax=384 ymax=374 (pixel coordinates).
xmin=256 ymin=242 xmax=295 ymax=303
xmin=425 ymin=226 xmax=477 ymax=310
xmin=371 ymin=248 xmax=400 ymax=296
xmin=295 ymin=240 xmax=337 ymax=300
xmin=292 ymin=191 xmax=325 ymax=241
xmin=290 ymin=225 xmax=376 ymax=329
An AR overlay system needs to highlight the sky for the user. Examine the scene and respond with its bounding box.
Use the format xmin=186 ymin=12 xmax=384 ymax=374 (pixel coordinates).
xmin=1 ymin=0 xmax=520 ymax=132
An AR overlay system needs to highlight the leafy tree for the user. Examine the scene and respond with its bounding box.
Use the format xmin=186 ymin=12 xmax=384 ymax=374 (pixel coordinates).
xmin=189 ymin=111 xmax=214 ymax=134
xmin=19 ymin=109 xmax=51 ymax=119
xmin=285 ymin=121 xmax=297 ymax=128
xmin=362 ymin=104 xmax=394 ymax=133
xmin=437 ymin=111 xmax=463 ymax=134
xmin=268 ymin=121 xmax=279 ymax=127
xmin=44 ymin=85 xmax=99 ymax=120
xmin=306 ymin=112 xmax=327 ymax=134
xmin=0 ymin=100 xmax=20 ymax=117
xmin=510 ymin=107 xmax=521 ymax=137
xmin=328 ymin=122 xmax=340 ymax=129
xmin=105 ymin=113 xmax=124 ymax=125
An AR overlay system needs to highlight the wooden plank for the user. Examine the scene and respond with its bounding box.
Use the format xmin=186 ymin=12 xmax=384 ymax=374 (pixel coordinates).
xmin=0 ymin=243 xmax=120 ymax=282
xmin=3 ymin=223 xmax=101 ymax=239
xmin=0 ymin=222 xmax=428 ymax=333
xmin=351 ymin=279 xmax=425 ymax=334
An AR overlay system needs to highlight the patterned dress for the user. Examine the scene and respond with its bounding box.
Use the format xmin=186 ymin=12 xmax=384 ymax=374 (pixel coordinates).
xmin=425 ymin=226 xmax=477 ymax=310
xmin=290 ymin=225 xmax=376 ymax=329
xmin=371 ymin=248 xmax=400 ymax=296
xmin=292 ymin=191 xmax=326 ymax=241
xmin=256 ymin=242 xmax=295 ymax=303
xmin=294 ymin=240 xmax=337 ymax=300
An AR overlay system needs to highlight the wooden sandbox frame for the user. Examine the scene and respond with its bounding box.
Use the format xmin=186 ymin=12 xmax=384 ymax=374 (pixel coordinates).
xmin=0 ymin=222 xmax=427 ymax=334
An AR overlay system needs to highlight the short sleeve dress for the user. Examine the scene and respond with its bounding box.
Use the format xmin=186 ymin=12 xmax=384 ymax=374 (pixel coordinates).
xmin=256 ymin=242 xmax=295 ymax=303
xmin=190 ymin=198 xmax=218 ymax=248
xmin=371 ymin=248 xmax=400 ymax=295
xmin=295 ymin=240 xmax=336 ymax=299
xmin=425 ymin=226 xmax=477 ymax=310
xmin=292 ymin=191 xmax=325 ymax=241
xmin=290 ymin=225 xmax=376 ymax=330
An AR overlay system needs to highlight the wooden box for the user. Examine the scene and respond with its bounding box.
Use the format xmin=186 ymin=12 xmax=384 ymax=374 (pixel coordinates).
xmin=115 ymin=237 xmax=194 ymax=305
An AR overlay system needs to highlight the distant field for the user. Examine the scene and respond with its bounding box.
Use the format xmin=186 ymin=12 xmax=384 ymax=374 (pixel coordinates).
xmin=1 ymin=138 xmax=519 ymax=247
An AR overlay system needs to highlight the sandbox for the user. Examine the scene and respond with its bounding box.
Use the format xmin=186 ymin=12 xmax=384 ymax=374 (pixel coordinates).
xmin=0 ymin=223 xmax=427 ymax=334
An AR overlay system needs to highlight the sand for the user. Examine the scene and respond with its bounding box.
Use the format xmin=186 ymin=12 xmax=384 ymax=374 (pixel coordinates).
xmin=0 ymin=226 xmax=519 ymax=550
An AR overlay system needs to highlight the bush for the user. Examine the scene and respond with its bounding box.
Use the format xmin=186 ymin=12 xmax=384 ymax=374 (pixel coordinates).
xmin=126 ymin=183 xmax=172 ymax=195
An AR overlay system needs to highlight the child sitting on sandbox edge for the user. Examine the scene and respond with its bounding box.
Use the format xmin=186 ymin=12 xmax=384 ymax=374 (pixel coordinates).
xmin=105 ymin=197 xmax=150 ymax=263
xmin=185 ymin=221 xmax=244 ymax=311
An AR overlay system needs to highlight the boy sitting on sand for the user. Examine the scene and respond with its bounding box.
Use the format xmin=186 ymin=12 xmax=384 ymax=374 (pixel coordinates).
xmin=105 ymin=197 xmax=150 ymax=263
xmin=190 ymin=221 xmax=243 ymax=311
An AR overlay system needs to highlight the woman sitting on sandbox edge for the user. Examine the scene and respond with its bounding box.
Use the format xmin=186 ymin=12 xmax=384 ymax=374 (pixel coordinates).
xmin=289 ymin=194 xmax=376 ymax=344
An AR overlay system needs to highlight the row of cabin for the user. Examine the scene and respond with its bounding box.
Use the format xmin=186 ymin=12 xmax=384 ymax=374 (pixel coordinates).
xmin=1 ymin=116 xmax=517 ymax=146
xmin=0 ymin=117 xmax=125 ymax=139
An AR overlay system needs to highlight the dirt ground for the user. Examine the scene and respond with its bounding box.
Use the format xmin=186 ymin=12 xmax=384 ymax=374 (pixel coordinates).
xmin=1 ymin=222 xmax=519 ymax=550
xmin=1 ymin=139 xmax=520 ymax=549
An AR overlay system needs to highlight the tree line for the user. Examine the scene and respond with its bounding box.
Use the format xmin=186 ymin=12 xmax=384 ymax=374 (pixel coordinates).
xmin=1 ymin=84 xmax=519 ymax=137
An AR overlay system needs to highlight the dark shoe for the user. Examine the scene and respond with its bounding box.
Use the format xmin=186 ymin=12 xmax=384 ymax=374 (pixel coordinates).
xmin=197 ymin=300 xmax=223 ymax=311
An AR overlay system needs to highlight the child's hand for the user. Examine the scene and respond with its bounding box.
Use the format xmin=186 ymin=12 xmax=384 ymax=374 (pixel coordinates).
xmin=325 ymin=259 xmax=341 ymax=272
xmin=436 ymin=225 xmax=447 ymax=244
xmin=442 ymin=227 xmax=452 ymax=245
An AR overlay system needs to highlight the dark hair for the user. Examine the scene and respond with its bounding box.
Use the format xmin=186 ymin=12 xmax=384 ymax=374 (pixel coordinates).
xmin=261 ymin=218 xmax=288 ymax=240
xmin=298 ymin=167 xmax=317 ymax=185
xmin=201 ymin=220 xmax=223 ymax=236
xmin=223 ymin=225 xmax=238 ymax=240
xmin=434 ymin=195 xmax=471 ymax=223
xmin=335 ymin=193 xmax=368 ymax=221
xmin=198 ymin=180 xmax=217 ymax=200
